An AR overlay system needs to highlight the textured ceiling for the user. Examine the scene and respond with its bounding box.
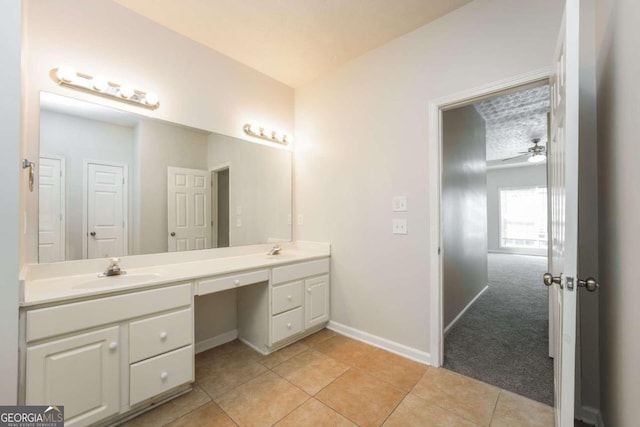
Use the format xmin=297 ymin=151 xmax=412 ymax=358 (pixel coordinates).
xmin=474 ymin=85 xmax=550 ymax=162
xmin=113 ymin=0 xmax=472 ymax=88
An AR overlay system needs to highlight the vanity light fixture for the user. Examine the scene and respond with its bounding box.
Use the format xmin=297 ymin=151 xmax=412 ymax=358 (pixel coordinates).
xmin=243 ymin=123 xmax=292 ymax=145
xmin=51 ymin=65 xmax=160 ymax=110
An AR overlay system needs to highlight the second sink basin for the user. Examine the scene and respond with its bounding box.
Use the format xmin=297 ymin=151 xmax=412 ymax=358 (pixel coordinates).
xmin=73 ymin=273 xmax=162 ymax=290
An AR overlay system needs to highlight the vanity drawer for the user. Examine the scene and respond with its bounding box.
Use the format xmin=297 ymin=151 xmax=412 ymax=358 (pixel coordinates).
xmin=26 ymin=284 xmax=192 ymax=342
xmin=197 ymin=269 xmax=269 ymax=296
xmin=129 ymin=345 xmax=193 ymax=406
xmin=271 ymin=307 xmax=303 ymax=343
xmin=271 ymin=259 xmax=330 ymax=285
xmin=272 ymin=281 xmax=303 ymax=315
xmin=129 ymin=308 xmax=192 ymax=363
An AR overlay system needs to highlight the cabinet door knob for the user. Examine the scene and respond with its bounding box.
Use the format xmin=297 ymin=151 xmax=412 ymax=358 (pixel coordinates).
xmin=108 ymin=342 xmax=118 ymax=350
xmin=287 ymin=295 xmax=292 ymax=301
xmin=234 ymin=279 xmax=240 ymax=286
xmin=159 ymin=331 xmax=168 ymax=340
xmin=307 ymin=288 xmax=311 ymax=293
xmin=287 ymin=322 xmax=292 ymax=329
xmin=160 ymin=371 xmax=169 ymax=380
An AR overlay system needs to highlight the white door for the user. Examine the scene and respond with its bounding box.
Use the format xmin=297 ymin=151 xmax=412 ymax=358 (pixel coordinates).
xmin=167 ymin=167 xmax=211 ymax=252
xmin=85 ymin=162 xmax=128 ymax=259
xmin=547 ymin=1 xmax=581 ymax=425
xmin=39 ymin=155 xmax=65 ymax=262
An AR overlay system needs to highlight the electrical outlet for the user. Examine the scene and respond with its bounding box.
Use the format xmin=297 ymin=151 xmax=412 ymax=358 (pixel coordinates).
xmin=236 ymin=217 xmax=242 ymax=227
xmin=297 ymin=214 xmax=304 ymax=225
xmin=392 ymin=218 xmax=408 ymax=235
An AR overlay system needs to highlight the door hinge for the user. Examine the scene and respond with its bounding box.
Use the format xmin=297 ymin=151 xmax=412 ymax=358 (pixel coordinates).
xmin=438 ymin=247 xmax=441 ymax=255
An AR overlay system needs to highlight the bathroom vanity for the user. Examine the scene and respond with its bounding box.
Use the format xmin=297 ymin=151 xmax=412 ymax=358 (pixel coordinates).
xmin=19 ymin=242 xmax=330 ymax=426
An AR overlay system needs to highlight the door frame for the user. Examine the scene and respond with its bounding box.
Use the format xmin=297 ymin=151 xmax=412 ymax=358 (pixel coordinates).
xmin=210 ymin=162 xmax=231 ymax=248
xmin=427 ymin=68 xmax=551 ymax=367
xmin=82 ymin=159 xmax=129 ymax=259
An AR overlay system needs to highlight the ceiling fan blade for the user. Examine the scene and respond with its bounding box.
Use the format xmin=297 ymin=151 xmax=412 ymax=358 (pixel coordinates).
xmin=501 ymin=153 xmax=529 ymax=161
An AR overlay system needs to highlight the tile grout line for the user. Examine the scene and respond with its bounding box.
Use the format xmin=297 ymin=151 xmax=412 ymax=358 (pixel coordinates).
xmin=488 ymin=389 xmax=502 ymax=426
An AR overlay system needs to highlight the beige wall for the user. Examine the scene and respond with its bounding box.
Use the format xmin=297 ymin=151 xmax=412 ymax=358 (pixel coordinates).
xmin=595 ymin=0 xmax=640 ymax=424
xmin=295 ymin=0 xmax=563 ymax=354
xmin=442 ymin=105 xmax=488 ymax=328
xmin=0 ymin=0 xmax=21 ymax=405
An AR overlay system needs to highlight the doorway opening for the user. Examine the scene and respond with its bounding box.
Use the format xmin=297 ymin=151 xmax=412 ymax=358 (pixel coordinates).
xmin=211 ymin=166 xmax=230 ymax=248
xmin=435 ymin=77 xmax=554 ymax=405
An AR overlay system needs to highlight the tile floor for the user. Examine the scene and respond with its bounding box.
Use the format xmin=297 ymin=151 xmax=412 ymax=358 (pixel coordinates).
xmin=124 ymin=329 xmax=556 ymax=427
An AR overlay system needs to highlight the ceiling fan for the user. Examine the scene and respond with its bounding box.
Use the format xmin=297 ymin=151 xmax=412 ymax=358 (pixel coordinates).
xmin=502 ymin=138 xmax=546 ymax=163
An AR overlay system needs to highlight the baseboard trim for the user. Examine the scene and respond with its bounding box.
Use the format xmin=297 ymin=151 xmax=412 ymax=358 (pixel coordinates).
xmin=327 ymin=321 xmax=431 ymax=365
xmin=195 ymin=329 xmax=238 ymax=354
xmin=575 ymin=405 xmax=604 ymax=427
xmin=444 ymin=285 xmax=488 ymax=335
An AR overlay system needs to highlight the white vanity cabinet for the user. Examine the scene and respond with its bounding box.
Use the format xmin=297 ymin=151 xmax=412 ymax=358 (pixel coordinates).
xmin=238 ymin=258 xmax=330 ymax=353
xmin=23 ymin=283 xmax=194 ymax=426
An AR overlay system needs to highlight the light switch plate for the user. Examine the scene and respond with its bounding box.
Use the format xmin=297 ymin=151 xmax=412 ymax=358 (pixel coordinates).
xmin=392 ymin=218 xmax=408 ymax=234
xmin=393 ymin=196 xmax=408 ymax=212
xmin=236 ymin=217 xmax=242 ymax=227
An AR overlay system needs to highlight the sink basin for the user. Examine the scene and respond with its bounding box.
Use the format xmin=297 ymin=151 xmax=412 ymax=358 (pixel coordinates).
xmin=73 ymin=273 xmax=162 ymax=289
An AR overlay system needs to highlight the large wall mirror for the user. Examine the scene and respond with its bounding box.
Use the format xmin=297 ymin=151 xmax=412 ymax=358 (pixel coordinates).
xmin=38 ymin=92 xmax=292 ymax=263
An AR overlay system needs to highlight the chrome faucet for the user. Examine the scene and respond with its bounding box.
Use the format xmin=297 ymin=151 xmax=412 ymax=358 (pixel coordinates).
xmin=99 ymin=257 xmax=127 ymax=277
xmin=267 ymin=245 xmax=281 ymax=255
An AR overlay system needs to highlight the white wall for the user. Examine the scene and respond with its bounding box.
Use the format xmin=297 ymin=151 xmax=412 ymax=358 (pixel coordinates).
xmin=442 ymin=105 xmax=488 ymax=328
xmin=486 ymin=165 xmax=547 ymax=256
xmin=40 ymin=111 xmax=136 ymax=260
xmin=23 ymin=0 xmax=294 ymax=264
xmin=0 ymin=0 xmax=21 ymax=405
xmin=595 ymin=0 xmax=640 ymax=424
xmin=295 ymin=0 xmax=563 ymax=354
xmin=207 ymin=134 xmax=292 ymax=247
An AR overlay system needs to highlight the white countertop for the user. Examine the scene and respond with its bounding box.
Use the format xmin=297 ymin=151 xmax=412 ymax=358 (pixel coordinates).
xmin=21 ymin=243 xmax=329 ymax=307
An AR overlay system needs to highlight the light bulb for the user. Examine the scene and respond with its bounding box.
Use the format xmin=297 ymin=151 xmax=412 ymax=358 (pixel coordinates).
xmin=56 ymin=65 xmax=76 ymax=83
xmin=92 ymin=76 xmax=108 ymax=92
xmin=253 ymin=126 xmax=262 ymax=136
xmin=119 ymin=85 xmax=134 ymax=99
xmin=271 ymin=131 xmax=278 ymax=140
xmin=144 ymin=92 xmax=159 ymax=106
xmin=528 ymin=154 xmax=546 ymax=163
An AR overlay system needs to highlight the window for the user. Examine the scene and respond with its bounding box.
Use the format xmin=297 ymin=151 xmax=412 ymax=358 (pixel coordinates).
xmin=499 ymin=186 xmax=548 ymax=249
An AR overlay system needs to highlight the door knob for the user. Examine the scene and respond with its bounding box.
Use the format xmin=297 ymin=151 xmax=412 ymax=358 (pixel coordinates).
xmin=578 ymin=277 xmax=599 ymax=292
xmin=90 ymin=231 xmax=96 ymax=236
xmin=170 ymin=232 xmax=176 ymax=237
xmin=543 ymin=273 xmax=562 ymax=288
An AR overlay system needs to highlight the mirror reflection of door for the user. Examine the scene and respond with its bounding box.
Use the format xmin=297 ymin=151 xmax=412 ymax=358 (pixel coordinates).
xmin=39 ymin=155 xmax=66 ymax=263
xmin=84 ymin=161 xmax=128 ymax=259
xmin=167 ymin=167 xmax=211 ymax=252
xmin=211 ymin=167 xmax=230 ymax=248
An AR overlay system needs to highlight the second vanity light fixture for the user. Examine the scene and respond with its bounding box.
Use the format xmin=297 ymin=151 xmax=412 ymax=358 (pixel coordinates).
xmin=243 ymin=123 xmax=292 ymax=145
xmin=51 ymin=65 xmax=160 ymax=109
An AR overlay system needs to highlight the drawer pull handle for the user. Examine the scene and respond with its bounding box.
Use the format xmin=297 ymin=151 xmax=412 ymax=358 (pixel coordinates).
xmin=287 ymin=322 xmax=292 ymax=329
xmin=159 ymin=331 xmax=168 ymax=340
xmin=287 ymin=295 xmax=292 ymax=301
xmin=234 ymin=279 xmax=240 ymax=286
xmin=108 ymin=342 xmax=118 ymax=351
xmin=160 ymin=371 xmax=169 ymax=380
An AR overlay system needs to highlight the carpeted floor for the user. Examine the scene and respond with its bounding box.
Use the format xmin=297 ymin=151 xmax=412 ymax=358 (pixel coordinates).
xmin=444 ymin=253 xmax=554 ymax=406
